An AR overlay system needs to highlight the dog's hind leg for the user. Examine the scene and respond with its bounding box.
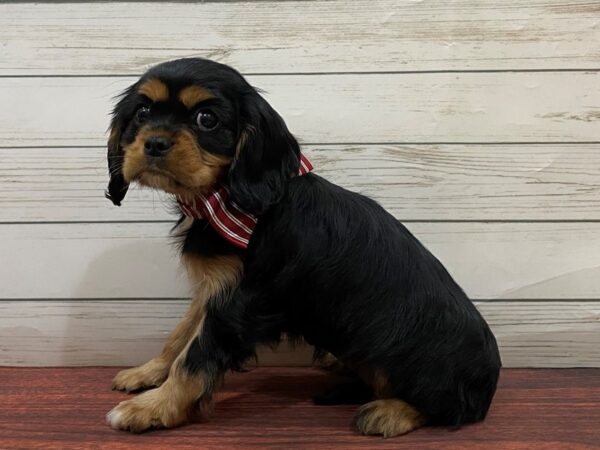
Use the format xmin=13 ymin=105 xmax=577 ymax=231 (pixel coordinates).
xmin=312 ymin=352 xmax=374 ymax=405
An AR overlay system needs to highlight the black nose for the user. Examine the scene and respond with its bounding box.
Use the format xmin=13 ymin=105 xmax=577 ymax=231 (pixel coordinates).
xmin=144 ymin=136 xmax=173 ymax=157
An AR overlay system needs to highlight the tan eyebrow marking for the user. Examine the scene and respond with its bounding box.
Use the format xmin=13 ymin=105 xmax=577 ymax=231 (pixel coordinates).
xmin=179 ymin=85 xmax=213 ymax=109
xmin=138 ymin=78 xmax=169 ymax=102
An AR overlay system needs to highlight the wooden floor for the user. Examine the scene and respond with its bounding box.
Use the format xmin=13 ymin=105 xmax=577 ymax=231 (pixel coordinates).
xmin=0 ymin=367 xmax=599 ymax=449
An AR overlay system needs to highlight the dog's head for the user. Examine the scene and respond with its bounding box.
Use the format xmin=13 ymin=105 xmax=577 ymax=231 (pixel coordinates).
xmin=106 ymin=58 xmax=300 ymax=214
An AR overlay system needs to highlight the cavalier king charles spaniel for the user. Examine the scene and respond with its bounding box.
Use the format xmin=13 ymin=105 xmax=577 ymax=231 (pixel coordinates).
xmin=105 ymin=57 xmax=501 ymax=437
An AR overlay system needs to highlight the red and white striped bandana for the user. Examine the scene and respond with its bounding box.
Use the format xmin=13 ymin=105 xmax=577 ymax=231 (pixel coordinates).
xmin=177 ymin=153 xmax=313 ymax=249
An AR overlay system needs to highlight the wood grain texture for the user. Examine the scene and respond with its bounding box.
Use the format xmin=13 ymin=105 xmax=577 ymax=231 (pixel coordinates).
xmin=1 ymin=0 xmax=599 ymax=372
xmin=0 ymin=300 xmax=598 ymax=367
xmin=3 ymin=144 xmax=600 ymax=222
xmin=0 ymin=367 xmax=598 ymax=449
xmin=1 ymin=1 xmax=599 ymax=75
xmin=0 ymin=300 xmax=315 ymax=367
xmin=2 ymin=73 xmax=599 ymax=147
xmin=3 ymin=222 xmax=600 ymax=300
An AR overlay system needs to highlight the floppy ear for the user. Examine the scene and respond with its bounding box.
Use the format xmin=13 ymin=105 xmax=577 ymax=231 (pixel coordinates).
xmin=105 ymin=87 xmax=136 ymax=206
xmin=105 ymin=125 xmax=128 ymax=206
xmin=227 ymin=93 xmax=300 ymax=215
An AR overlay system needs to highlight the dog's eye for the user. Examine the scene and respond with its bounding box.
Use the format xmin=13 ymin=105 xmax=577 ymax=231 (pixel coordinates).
xmin=196 ymin=110 xmax=219 ymax=131
xmin=135 ymin=106 xmax=150 ymax=122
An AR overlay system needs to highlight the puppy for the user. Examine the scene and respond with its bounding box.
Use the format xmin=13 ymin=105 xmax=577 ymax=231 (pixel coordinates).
xmin=105 ymin=58 xmax=501 ymax=437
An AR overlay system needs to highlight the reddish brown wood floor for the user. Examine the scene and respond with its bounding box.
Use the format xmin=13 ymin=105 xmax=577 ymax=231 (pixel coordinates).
xmin=0 ymin=367 xmax=599 ymax=449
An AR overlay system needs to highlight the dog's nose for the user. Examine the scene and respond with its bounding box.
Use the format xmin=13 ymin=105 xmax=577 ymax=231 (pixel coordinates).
xmin=144 ymin=136 xmax=173 ymax=157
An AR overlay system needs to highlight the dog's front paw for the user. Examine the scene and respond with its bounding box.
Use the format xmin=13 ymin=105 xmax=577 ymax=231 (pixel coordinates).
xmin=112 ymin=358 xmax=170 ymax=392
xmin=106 ymin=387 xmax=187 ymax=433
xmin=106 ymin=397 xmax=164 ymax=433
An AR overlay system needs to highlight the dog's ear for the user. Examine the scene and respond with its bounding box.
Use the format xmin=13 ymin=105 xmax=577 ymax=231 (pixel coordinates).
xmin=105 ymin=124 xmax=128 ymax=206
xmin=228 ymin=93 xmax=300 ymax=215
xmin=105 ymin=86 xmax=136 ymax=206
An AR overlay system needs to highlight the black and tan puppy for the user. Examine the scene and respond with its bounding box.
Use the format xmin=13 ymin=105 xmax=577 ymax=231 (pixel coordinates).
xmin=105 ymin=58 xmax=501 ymax=437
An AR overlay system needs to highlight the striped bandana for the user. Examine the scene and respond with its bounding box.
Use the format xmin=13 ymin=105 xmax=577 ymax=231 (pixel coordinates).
xmin=176 ymin=153 xmax=313 ymax=248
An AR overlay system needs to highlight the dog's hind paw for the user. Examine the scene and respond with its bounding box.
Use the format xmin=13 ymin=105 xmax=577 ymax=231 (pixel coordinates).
xmin=354 ymin=399 xmax=425 ymax=438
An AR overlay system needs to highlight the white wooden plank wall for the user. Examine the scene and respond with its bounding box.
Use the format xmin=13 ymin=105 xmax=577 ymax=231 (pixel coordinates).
xmin=0 ymin=1 xmax=599 ymax=368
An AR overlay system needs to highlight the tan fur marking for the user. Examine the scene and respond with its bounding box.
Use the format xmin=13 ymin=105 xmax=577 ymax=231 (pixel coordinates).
xmin=112 ymin=357 xmax=171 ymax=393
xmin=111 ymin=254 xmax=242 ymax=393
xmin=183 ymin=253 xmax=243 ymax=291
xmin=356 ymin=366 xmax=393 ymax=398
xmin=108 ymin=314 xmax=218 ymax=432
xmin=314 ymin=352 xmax=352 ymax=375
xmin=235 ymin=127 xmax=252 ymax=158
xmin=107 ymin=348 xmax=210 ymax=432
xmin=179 ymin=85 xmax=213 ymax=109
xmin=355 ymin=399 xmax=425 ymax=438
xmin=315 ymin=352 xmax=340 ymax=369
xmin=108 ymin=254 xmax=242 ymax=431
xmin=122 ymin=127 xmax=231 ymax=198
xmin=138 ymin=78 xmax=169 ymax=102
xmin=372 ymin=369 xmax=393 ymax=398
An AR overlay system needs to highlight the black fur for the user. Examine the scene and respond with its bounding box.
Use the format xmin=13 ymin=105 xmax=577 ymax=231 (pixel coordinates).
xmin=105 ymin=83 xmax=136 ymax=206
xmin=227 ymin=93 xmax=300 ymax=215
xmin=108 ymin=57 xmax=501 ymax=428
xmin=313 ymin=380 xmax=374 ymax=406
